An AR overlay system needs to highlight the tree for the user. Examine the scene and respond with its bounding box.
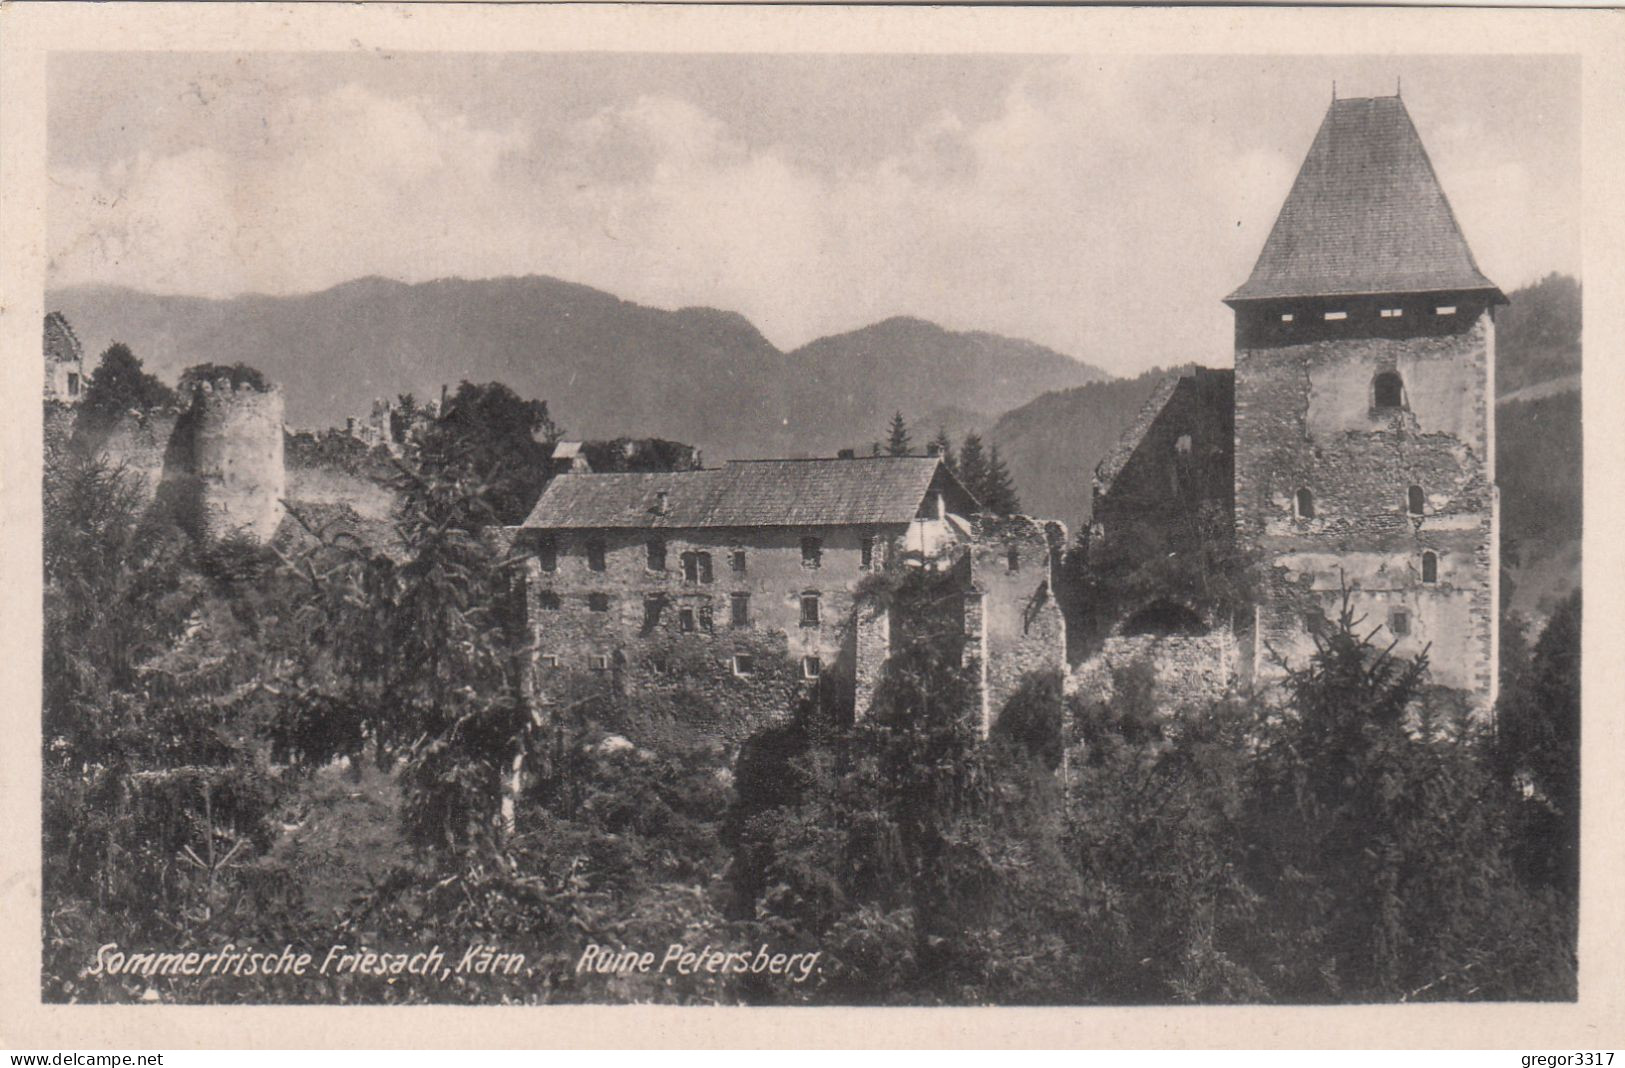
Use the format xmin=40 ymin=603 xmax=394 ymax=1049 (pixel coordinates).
xmin=957 ymin=433 xmax=989 ymax=510
xmin=886 ymin=412 xmax=912 ymax=456
xmin=981 ymin=445 xmax=1021 ymax=515
xmin=76 ymin=343 xmax=179 ymax=435
xmin=930 ymin=427 xmax=955 ymax=472
xmin=178 ymin=362 xmax=271 ymax=393
xmin=417 ymin=380 xmax=561 ymax=527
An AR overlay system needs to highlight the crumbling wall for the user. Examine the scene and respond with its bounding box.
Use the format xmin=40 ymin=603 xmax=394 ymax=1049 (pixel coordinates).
xmin=88 ymin=408 xmax=184 ymax=503
xmin=1234 ymin=297 xmax=1497 ymax=717
xmin=968 ymin=514 xmax=1069 ymax=732
xmin=1069 ymin=628 xmax=1240 ymax=710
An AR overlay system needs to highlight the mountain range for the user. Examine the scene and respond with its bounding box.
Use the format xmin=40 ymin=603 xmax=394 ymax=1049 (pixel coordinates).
xmin=48 ymin=276 xmax=1109 ymax=463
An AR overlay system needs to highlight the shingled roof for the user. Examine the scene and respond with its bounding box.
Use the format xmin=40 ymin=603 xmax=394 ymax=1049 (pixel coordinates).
xmin=1227 ymin=95 xmax=1502 ymax=303
xmin=520 ymin=455 xmax=978 ymax=530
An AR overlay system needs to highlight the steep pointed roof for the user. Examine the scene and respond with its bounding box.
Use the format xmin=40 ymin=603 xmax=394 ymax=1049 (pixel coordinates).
xmin=1227 ymin=95 xmax=1501 ymax=303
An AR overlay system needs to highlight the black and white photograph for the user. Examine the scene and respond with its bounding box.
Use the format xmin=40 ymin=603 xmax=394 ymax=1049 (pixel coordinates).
xmin=5 ymin=2 xmax=1618 ymax=1043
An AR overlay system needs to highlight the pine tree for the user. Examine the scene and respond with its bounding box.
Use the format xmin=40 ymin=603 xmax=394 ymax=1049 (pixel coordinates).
xmin=957 ymin=433 xmax=990 ymax=510
xmin=982 ymin=445 xmax=1021 ymax=515
xmin=930 ymin=426 xmax=955 ymax=472
xmin=886 ymin=411 xmax=913 ymax=456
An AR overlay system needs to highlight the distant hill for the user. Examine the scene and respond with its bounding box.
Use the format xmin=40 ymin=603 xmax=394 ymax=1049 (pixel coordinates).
xmin=48 ymin=277 xmax=1107 ymax=463
xmin=985 ymin=364 xmax=1205 ymax=532
xmin=1496 ymin=272 xmax=1580 ymax=398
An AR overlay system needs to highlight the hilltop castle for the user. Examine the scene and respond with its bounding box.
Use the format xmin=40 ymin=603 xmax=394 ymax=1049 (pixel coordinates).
xmin=1088 ymin=94 xmax=1501 ymax=720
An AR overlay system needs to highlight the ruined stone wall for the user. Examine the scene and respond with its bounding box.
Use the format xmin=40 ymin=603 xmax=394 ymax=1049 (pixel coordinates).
xmin=44 ymin=313 xmax=85 ymax=404
xmin=521 ymin=523 xmax=905 ymax=740
xmin=188 ymin=381 xmax=286 ymax=543
xmin=967 ymin=514 xmax=1069 ymax=733
xmin=89 ymin=408 xmax=184 ymax=503
xmin=1070 ymin=628 xmax=1240 ymax=710
xmin=285 ymin=430 xmax=401 ymax=527
xmin=1234 ymin=293 xmax=1497 ymax=718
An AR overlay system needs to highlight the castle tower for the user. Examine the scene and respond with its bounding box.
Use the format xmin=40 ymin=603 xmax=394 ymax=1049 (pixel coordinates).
xmin=1227 ymin=94 xmax=1503 ymax=720
xmin=189 ymin=378 xmax=286 ymax=543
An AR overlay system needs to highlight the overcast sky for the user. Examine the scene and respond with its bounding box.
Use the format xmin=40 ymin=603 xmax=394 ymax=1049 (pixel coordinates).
xmin=48 ymin=53 xmax=1578 ymax=375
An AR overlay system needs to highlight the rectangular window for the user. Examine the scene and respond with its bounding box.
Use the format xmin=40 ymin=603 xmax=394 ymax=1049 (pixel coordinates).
xmin=679 ymin=607 xmax=696 ymax=633
xmin=1323 ymin=310 xmax=1348 ymax=321
xmin=733 ymin=653 xmax=755 ymax=677
xmin=731 ymin=592 xmax=750 ymax=627
xmin=802 ymin=655 xmax=822 ymax=680
xmin=698 ymin=552 xmax=713 ymax=585
xmin=586 ymin=538 xmax=606 ymax=572
xmin=587 ymin=593 xmax=610 ymax=613
xmin=643 ymin=595 xmax=663 ymax=630
xmin=800 ymin=592 xmax=821 ymax=627
xmin=1280 ymin=313 xmax=1294 ymax=323
xmin=646 ymin=539 xmax=666 ymax=571
xmin=1390 ymin=609 xmax=1411 ymax=637
xmin=699 ymin=605 xmax=715 ymax=633
xmin=860 ymin=535 xmax=875 ymax=570
xmin=535 ymin=536 xmax=558 ymax=573
xmin=67 ymin=372 xmax=80 ymax=396
xmin=537 ymin=590 xmax=561 ymax=611
xmin=1435 ymin=305 xmax=1457 ymax=316
xmin=1380 ymin=307 xmax=1404 ymax=318
xmin=588 ymin=653 xmax=609 ymax=672
xmin=1007 ymin=547 xmax=1020 ymax=573
xmin=801 ymin=536 xmax=822 ymax=568
xmin=539 ymin=654 xmax=560 ymax=671
xmin=731 ymin=548 xmax=747 ymax=573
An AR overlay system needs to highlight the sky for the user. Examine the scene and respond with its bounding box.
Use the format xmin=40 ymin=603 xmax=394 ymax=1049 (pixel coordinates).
xmin=48 ymin=53 xmax=1579 ymax=375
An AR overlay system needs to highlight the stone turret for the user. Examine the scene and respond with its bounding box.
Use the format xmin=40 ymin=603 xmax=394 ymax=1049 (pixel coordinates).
xmin=187 ymin=378 xmax=286 ymax=542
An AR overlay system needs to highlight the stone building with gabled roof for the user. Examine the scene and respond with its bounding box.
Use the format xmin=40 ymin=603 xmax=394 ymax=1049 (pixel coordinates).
xmin=44 ymin=311 xmax=86 ymax=405
xmin=1228 ymin=93 xmax=1502 ymax=718
xmin=506 ymin=454 xmax=1067 ymax=738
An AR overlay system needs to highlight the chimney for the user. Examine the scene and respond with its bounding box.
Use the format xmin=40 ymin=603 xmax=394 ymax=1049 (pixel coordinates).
xmin=837 ymin=448 xmax=856 ymax=460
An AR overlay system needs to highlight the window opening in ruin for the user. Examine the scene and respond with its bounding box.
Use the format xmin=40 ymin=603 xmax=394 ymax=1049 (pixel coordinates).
xmin=1295 ymin=487 xmax=1315 ymax=520
xmin=679 ymin=607 xmax=696 ymax=633
xmin=802 ymin=656 xmax=822 ymax=680
xmin=1422 ymin=551 xmax=1439 ymax=584
xmin=647 ymin=539 xmax=666 ymax=571
xmin=586 ymin=538 xmax=606 ymax=572
xmin=731 ymin=592 xmax=750 ymax=626
xmin=1007 ymin=547 xmax=1020 ymax=573
xmin=535 ymin=536 xmax=558 ymax=572
xmin=588 ymin=593 xmax=610 ymax=612
xmin=1175 ymin=434 xmax=1192 ymax=455
xmin=1280 ymin=312 xmax=1295 ymax=323
xmin=643 ymin=595 xmax=662 ymax=630
xmin=801 ymin=592 xmax=821 ymax=626
xmin=699 ymin=605 xmax=715 ymax=633
xmin=1390 ymin=609 xmax=1411 ymax=636
xmin=698 ymin=552 xmax=713 ymax=584
xmin=1373 ymin=371 xmax=1404 ymax=410
xmin=537 ymin=591 xmax=561 ymax=611
xmin=1435 ymin=305 xmax=1457 ymax=316
xmin=860 ymin=535 xmax=875 ymax=569
xmin=801 ymin=536 xmax=823 ymax=568
xmin=1408 ymin=485 xmax=1425 ymax=516
xmin=539 ymin=654 xmax=560 ymax=670
xmin=731 ymin=548 xmax=747 ymax=573
xmin=589 ymin=653 xmax=609 ymax=672
xmin=733 ymin=654 xmax=755 ymax=677
xmin=67 ymin=372 xmax=80 ymax=396
xmin=1324 ymin=310 xmax=1348 ymax=321
xmin=682 ymin=552 xmax=698 ymax=583
xmin=1381 ymin=307 xmax=1404 ymax=319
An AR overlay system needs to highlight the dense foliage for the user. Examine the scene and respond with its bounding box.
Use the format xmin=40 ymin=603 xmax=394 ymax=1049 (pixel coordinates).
xmin=75 ymin=343 xmax=180 ymax=436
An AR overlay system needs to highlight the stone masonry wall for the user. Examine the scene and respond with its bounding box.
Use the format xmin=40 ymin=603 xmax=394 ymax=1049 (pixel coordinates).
xmin=188 ymin=381 xmax=287 ymax=543
xmin=1234 ymin=293 xmax=1497 ymax=718
xmin=967 ymin=514 xmax=1069 ymax=733
xmin=1069 ymin=629 xmax=1240 ymax=710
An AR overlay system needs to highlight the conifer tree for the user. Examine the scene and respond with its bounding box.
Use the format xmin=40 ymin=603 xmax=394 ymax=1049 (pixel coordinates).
xmin=957 ymin=433 xmax=990 ymax=510
xmin=930 ymin=426 xmax=955 ymax=472
xmin=981 ymin=445 xmax=1021 ymax=515
xmin=886 ymin=411 xmax=913 ymax=456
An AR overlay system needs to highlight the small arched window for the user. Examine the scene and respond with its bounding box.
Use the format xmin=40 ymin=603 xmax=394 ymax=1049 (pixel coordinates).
xmin=1373 ymin=371 xmax=1404 ymax=410
xmin=1421 ymin=551 xmax=1439 ymax=585
xmin=1295 ymin=488 xmax=1315 ymax=520
xmin=1407 ymin=485 xmax=1425 ymax=516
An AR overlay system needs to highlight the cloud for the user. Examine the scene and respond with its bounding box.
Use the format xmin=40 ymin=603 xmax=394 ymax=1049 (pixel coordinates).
xmin=48 ymin=60 xmax=1576 ymax=372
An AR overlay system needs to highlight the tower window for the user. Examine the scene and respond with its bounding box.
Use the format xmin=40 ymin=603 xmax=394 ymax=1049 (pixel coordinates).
xmin=1294 ymin=488 xmax=1315 ymax=520
xmin=681 ymin=551 xmax=713 ymax=584
xmin=537 ymin=590 xmax=561 ymax=611
xmin=802 ymin=655 xmax=822 ymax=680
xmin=733 ymin=654 xmax=755 ymax=677
xmin=1422 ymin=551 xmax=1439 ymax=585
xmin=586 ymin=538 xmax=607 ymax=572
xmin=860 ymin=535 xmax=875 ymax=570
xmin=1007 ymin=547 xmax=1021 ymax=573
xmin=1280 ymin=312 xmax=1295 ymax=323
xmin=1389 ymin=609 xmax=1411 ymax=637
xmin=538 ymin=654 xmax=560 ymax=671
xmin=1175 ymin=433 xmax=1192 ymax=455
xmin=1408 ymin=485 xmax=1425 ymax=516
xmin=730 ymin=592 xmax=750 ymax=626
xmin=67 ymin=372 xmax=80 ymax=396
xmin=679 ymin=607 xmax=696 ymax=633
xmin=646 ymin=538 xmax=666 ymax=571
xmin=587 ymin=593 xmax=610 ymax=613
xmin=800 ymin=592 xmax=821 ymax=626
xmin=699 ymin=605 xmax=714 ymax=633
xmin=534 ymin=536 xmax=558 ymax=573
xmin=1373 ymin=371 xmax=1404 ymax=411
xmin=1435 ymin=305 xmax=1457 ymax=316
xmin=801 ymin=536 xmax=823 ymax=568
xmin=731 ymin=548 xmax=747 ymax=573
xmin=588 ymin=653 xmax=610 ymax=672
xmin=643 ymin=595 xmax=663 ymax=630
xmin=1323 ymin=310 xmax=1348 ymax=321
xmin=1380 ymin=307 xmax=1404 ymax=319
